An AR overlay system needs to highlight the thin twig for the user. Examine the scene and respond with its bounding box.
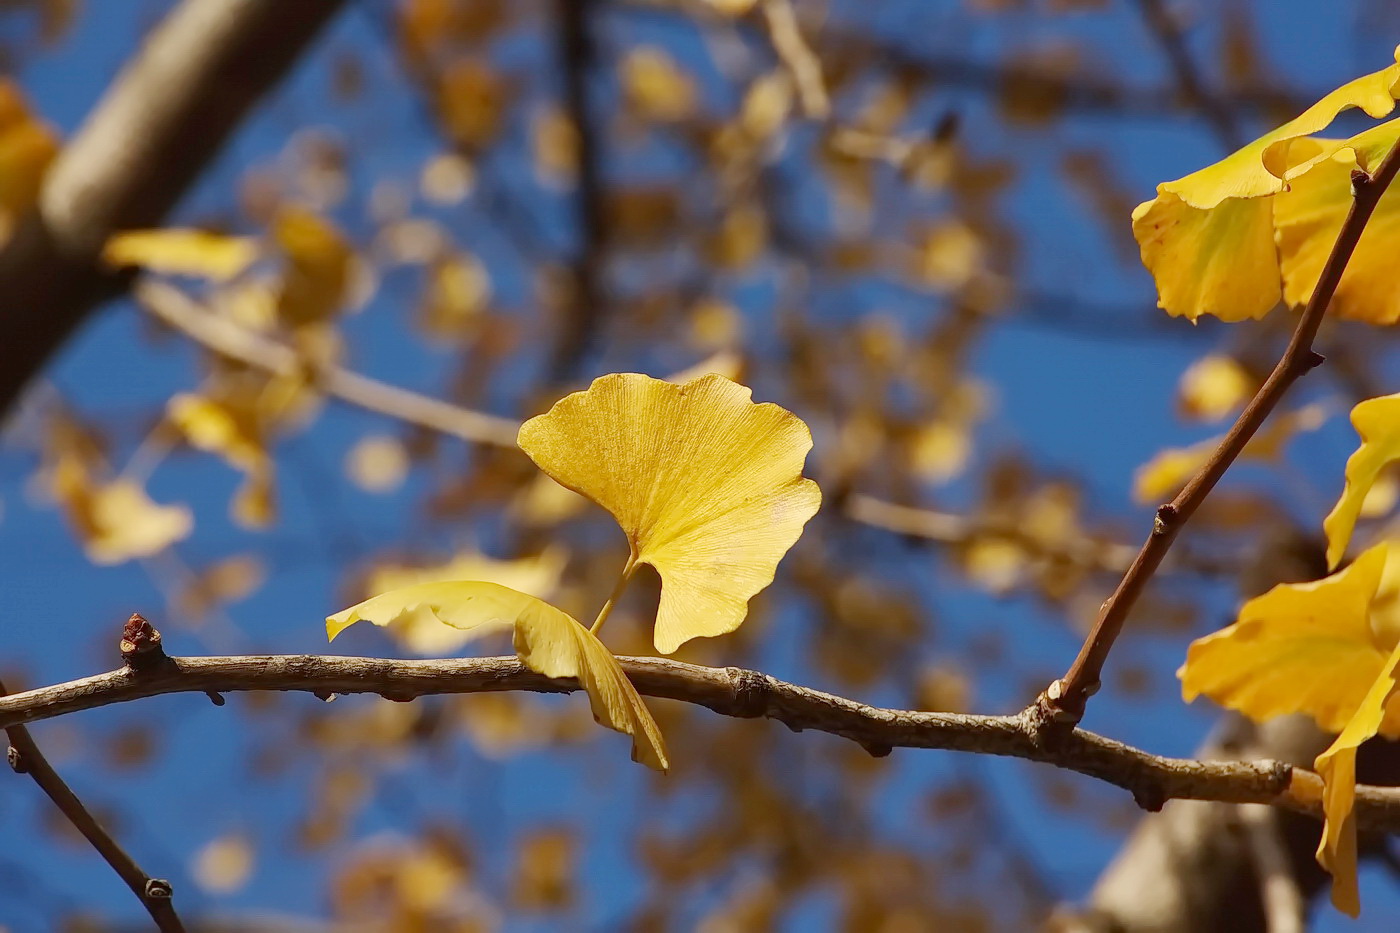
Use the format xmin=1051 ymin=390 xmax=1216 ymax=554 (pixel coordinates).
xmin=1 ymin=676 xmax=185 ymax=932
xmin=1135 ymin=0 xmax=1243 ymax=148
xmin=761 ymin=0 xmax=829 ymax=119
xmin=846 ymin=493 xmax=1238 ymax=578
xmin=1 ymin=654 xmax=1399 ymax=832
xmin=137 ymin=281 xmax=521 ymax=448
xmin=1039 ymin=139 xmax=1400 ymax=727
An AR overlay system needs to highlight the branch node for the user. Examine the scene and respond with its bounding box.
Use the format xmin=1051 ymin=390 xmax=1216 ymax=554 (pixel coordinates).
xmin=120 ymin=613 xmax=170 ymax=674
xmin=1131 ymin=780 xmax=1167 ymax=812
xmin=379 ymin=690 xmax=417 ymax=703
xmin=205 ymin=691 xmax=226 ymax=707
xmin=1351 ymin=167 xmax=1374 ymax=196
xmin=728 ymin=667 xmax=771 ymax=718
xmin=1304 ymin=349 xmax=1326 ymax=369
xmin=860 ymin=740 xmax=894 ymax=758
xmin=1152 ymin=503 xmax=1178 ymax=535
xmin=7 ymin=745 xmax=26 ymax=774
xmin=144 ymin=878 xmax=174 ymax=900
xmin=313 ymin=690 xmax=337 ymax=702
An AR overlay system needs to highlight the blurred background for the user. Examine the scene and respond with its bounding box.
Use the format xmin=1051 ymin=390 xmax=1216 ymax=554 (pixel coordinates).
xmin=1 ymin=0 xmax=1399 ymax=929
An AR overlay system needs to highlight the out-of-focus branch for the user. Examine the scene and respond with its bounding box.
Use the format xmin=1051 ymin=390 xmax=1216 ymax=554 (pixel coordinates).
xmin=138 ymin=281 xmax=521 ymax=447
xmin=0 ymin=0 xmax=349 ymax=420
xmin=761 ymin=0 xmax=828 ymax=119
xmin=1 ymin=676 xmax=186 ymax=932
xmin=2 ymin=652 xmax=1400 ymax=833
xmin=1134 ymin=0 xmax=1243 ymax=147
xmin=547 ymin=0 xmax=609 ymax=380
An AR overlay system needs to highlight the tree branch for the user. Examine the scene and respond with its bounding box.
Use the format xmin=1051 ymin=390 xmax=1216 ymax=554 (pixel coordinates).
xmin=1 ymin=675 xmax=185 ymax=932
xmin=1134 ymin=0 xmax=1243 ymax=148
xmin=1039 ymin=138 xmax=1400 ymax=727
xmin=0 ymin=0 xmax=349 ymax=419
xmin=138 ymin=281 xmax=521 ymax=447
xmin=1 ymin=653 xmax=1399 ymax=834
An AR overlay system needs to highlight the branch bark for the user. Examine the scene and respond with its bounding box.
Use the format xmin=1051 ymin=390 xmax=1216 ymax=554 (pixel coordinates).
xmin=0 ymin=0 xmax=349 ymax=419
xmin=2 ymin=674 xmax=185 ymax=932
xmin=2 ymin=653 xmax=1399 ymax=834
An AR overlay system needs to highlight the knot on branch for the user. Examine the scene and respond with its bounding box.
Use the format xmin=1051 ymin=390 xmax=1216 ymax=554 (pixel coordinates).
xmin=144 ymin=878 xmax=174 ymax=900
xmin=1024 ymin=680 xmax=1088 ymax=749
xmin=1152 ymin=503 xmax=1178 ymax=536
xmin=1129 ymin=777 xmax=1167 ymax=812
xmin=120 ymin=614 xmax=169 ymax=674
xmin=7 ymin=745 xmax=26 ymax=774
xmin=727 ymin=667 xmax=771 ymax=719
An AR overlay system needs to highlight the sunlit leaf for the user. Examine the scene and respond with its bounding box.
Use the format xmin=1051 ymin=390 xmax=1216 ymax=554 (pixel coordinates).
xmin=1315 ymin=636 xmax=1400 ymax=916
xmin=1179 ymin=542 xmax=1393 ymax=734
xmin=1323 ymin=394 xmax=1400 ymax=569
xmin=516 ymin=373 xmax=821 ymax=653
xmin=327 ymin=581 xmax=668 ymax=770
xmin=360 ymin=548 xmax=566 ymax=656
xmin=103 ymin=229 xmax=258 ymax=281
xmin=345 ymin=434 xmax=409 ymax=493
xmin=621 ymin=47 xmax=696 ymax=122
xmin=1132 ymin=47 xmax=1400 ymax=322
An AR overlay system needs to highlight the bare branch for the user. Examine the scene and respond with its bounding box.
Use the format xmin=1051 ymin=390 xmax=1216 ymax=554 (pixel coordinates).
xmin=0 ymin=0 xmax=349 ymax=419
xmin=1 ymin=675 xmax=185 ymax=932
xmin=138 ymin=281 xmax=521 ymax=447
xmin=1 ymin=653 xmax=1398 ymax=833
xmin=1134 ymin=0 xmax=1243 ymax=148
xmin=1040 ymin=138 xmax=1400 ymax=727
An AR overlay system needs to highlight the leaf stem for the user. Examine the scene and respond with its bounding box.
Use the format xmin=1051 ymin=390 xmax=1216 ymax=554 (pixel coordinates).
xmin=590 ymin=550 xmax=638 ymax=634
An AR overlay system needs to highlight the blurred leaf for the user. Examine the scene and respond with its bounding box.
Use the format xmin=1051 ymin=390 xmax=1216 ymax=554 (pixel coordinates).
xmin=193 ymin=832 xmax=254 ymax=895
xmin=103 ymin=229 xmax=258 ymax=281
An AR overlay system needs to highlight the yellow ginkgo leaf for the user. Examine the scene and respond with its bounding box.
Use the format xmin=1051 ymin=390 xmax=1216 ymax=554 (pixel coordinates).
xmin=1325 ymin=394 xmax=1400 ymax=569
xmin=516 ymin=373 xmax=821 ymax=654
xmin=273 ymin=206 xmax=353 ymax=329
xmin=1275 ymin=120 xmax=1400 ymax=325
xmin=1179 ymin=542 xmax=1394 ymax=735
xmin=103 ymin=229 xmax=258 ymax=281
xmin=52 ymin=455 xmax=192 ymax=565
xmin=360 ymin=548 xmax=567 ymax=656
xmin=168 ymin=392 xmax=276 ymax=529
xmin=1315 ymin=636 xmax=1400 ymax=917
xmin=1177 ymin=355 xmax=1253 ymax=421
xmin=327 ymin=581 xmax=668 ymax=771
xmin=0 ymin=80 xmax=58 ymax=230
xmin=1132 ymin=46 xmax=1400 ymax=322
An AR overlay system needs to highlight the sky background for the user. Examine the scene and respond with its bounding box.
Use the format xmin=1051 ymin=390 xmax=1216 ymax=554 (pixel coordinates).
xmin=3 ymin=0 xmax=1400 ymax=929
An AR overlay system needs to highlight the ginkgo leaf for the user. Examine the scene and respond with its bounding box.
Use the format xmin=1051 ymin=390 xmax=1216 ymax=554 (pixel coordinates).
xmin=1179 ymin=542 xmax=1394 ymax=735
xmin=1132 ymin=46 xmax=1400 ymax=322
xmin=360 ymin=548 xmax=567 ymax=656
xmin=51 ymin=454 xmax=192 ymax=565
xmin=168 ymin=392 xmax=276 ymax=529
xmin=273 ymin=206 xmax=353 ymax=329
xmin=0 ymin=80 xmax=58 ymax=229
xmin=1178 ymin=355 xmax=1253 ymax=421
xmin=1325 ymin=394 xmax=1400 ymax=569
xmin=327 ymin=581 xmax=668 ymax=771
xmin=1315 ymin=637 xmax=1400 ymax=917
xmin=516 ymin=373 xmax=821 ymax=654
xmin=103 ymin=229 xmax=258 ymax=281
